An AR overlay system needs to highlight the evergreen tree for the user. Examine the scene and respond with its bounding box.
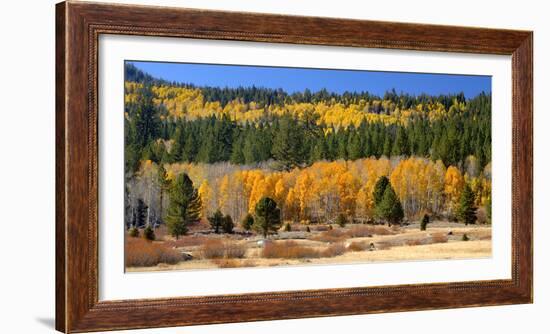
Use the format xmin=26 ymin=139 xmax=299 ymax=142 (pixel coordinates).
xmin=382 ymin=134 xmax=392 ymax=157
xmin=165 ymin=173 xmax=202 ymax=239
xmin=208 ymin=209 xmax=224 ymax=234
xmin=230 ymin=136 xmax=246 ymax=164
xmin=457 ymin=184 xmax=477 ymax=225
xmin=420 ymin=214 xmax=430 ymax=231
xmin=391 ymin=126 xmax=409 ymax=156
xmin=241 ymin=213 xmax=254 ymax=231
xmin=310 ymin=136 xmax=328 ymax=161
xmin=373 ymin=176 xmax=390 ymax=207
xmin=376 ymin=186 xmax=404 ymax=226
xmin=222 ymin=214 xmax=234 ymax=234
xmin=156 ymin=164 xmax=171 ymax=224
xmin=133 ymin=199 xmax=148 ymax=228
xmin=129 ymin=227 xmax=139 ymax=238
xmin=348 ymin=133 xmax=363 ymax=160
xmin=143 ymin=225 xmax=156 ymax=241
xmin=271 ymin=116 xmax=305 ymax=171
xmin=254 ymin=197 xmax=282 ymax=238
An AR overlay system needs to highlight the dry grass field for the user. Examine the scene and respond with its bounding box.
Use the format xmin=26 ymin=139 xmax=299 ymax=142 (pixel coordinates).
xmin=125 ymin=221 xmax=491 ymax=272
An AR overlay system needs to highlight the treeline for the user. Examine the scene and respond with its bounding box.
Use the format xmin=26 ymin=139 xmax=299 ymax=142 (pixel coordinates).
xmin=126 ymin=63 xmax=470 ymax=109
xmin=126 ymin=99 xmax=491 ymax=173
xmin=126 ymin=157 xmax=491 ymax=230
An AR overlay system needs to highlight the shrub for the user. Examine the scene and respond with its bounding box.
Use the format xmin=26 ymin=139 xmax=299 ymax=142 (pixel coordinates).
xmin=284 ymin=222 xmax=292 ymax=232
xmin=224 ymin=242 xmax=247 ymax=259
xmin=163 ymin=235 xmax=209 ymax=248
xmin=262 ymin=241 xmax=319 ymax=259
xmin=476 ymin=207 xmax=488 ymax=225
xmin=347 ymin=241 xmax=368 ymax=252
xmin=314 ymin=224 xmax=329 ymax=232
xmin=212 ymin=259 xmax=257 ymax=268
xmin=346 ymin=225 xmax=395 ymax=238
xmin=321 ymin=242 xmax=346 ymax=257
xmin=198 ymin=239 xmax=247 ymax=259
xmin=420 ymin=214 xmax=430 ymax=231
xmin=241 ymin=214 xmax=254 ymax=231
xmin=406 ymin=239 xmax=423 ymax=246
xmin=208 ymin=210 xmax=224 ymax=234
xmin=143 ymin=225 xmax=156 ymax=241
xmin=125 ymin=238 xmax=181 ymax=267
xmin=199 ymin=239 xmax=226 ymax=259
xmin=262 ymin=241 xmax=347 ymax=259
xmin=336 ymin=213 xmax=348 ymax=227
xmin=222 ymin=214 xmax=234 ymax=234
xmin=430 ymin=233 xmax=448 ymax=244
xmin=462 ymin=233 xmax=470 ymax=241
xmin=310 ymin=229 xmax=347 ymax=243
xmin=129 ymin=227 xmax=139 ymax=238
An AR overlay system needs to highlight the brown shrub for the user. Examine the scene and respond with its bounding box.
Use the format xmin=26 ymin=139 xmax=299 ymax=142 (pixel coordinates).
xmin=212 ymin=259 xmax=257 ymax=268
xmin=431 ymin=233 xmax=449 ymax=244
xmin=198 ymin=239 xmax=247 ymax=259
xmin=125 ymin=238 xmax=181 ymax=267
xmin=405 ymin=239 xmax=423 ymax=246
xmin=346 ymin=225 xmax=396 ymax=238
xmin=164 ymin=235 xmax=210 ymax=248
xmin=347 ymin=241 xmax=369 ymax=251
xmin=321 ymin=242 xmax=347 ymax=257
xmin=262 ymin=241 xmax=320 ymax=259
xmin=314 ymin=225 xmax=330 ymax=232
xmin=262 ymin=240 xmax=347 ymax=259
xmin=309 ymin=229 xmax=347 ymax=243
xmin=375 ymin=239 xmax=403 ymax=250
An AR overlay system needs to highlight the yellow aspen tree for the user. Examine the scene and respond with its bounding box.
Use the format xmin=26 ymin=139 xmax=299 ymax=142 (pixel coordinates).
xmin=444 ymin=166 xmax=465 ymax=214
xmin=198 ymin=180 xmax=212 ymax=218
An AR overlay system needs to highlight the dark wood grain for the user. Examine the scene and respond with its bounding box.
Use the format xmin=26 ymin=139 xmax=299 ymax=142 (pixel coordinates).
xmin=56 ymin=1 xmax=533 ymax=332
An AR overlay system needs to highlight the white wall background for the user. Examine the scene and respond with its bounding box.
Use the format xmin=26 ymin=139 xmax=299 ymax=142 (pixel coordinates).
xmin=0 ymin=0 xmax=546 ymax=333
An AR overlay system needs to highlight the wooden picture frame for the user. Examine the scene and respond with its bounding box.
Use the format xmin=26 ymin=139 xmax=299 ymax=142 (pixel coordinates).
xmin=56 ymin=1 xmax=532 ymax=332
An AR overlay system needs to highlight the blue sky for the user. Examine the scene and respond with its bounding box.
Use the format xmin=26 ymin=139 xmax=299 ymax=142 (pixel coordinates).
xmin=128 ymin=61 xmax=491 ymax=98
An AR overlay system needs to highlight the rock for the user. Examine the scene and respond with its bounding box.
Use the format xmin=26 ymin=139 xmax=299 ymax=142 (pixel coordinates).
xmin=448 ymin=230 xmax=453 ymax=235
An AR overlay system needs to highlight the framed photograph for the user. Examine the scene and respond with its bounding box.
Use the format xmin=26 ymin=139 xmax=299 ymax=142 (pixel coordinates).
xmin=56 ymin=1 xmax=532 ymax=332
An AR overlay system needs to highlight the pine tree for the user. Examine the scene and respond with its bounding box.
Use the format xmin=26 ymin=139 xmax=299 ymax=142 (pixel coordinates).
xmin=382 ymin=134 xmax=392 ymax=157
xmin=143 ymin=225 xmax=155 ymax=241
xmin=376 ymin=186 xmax=404 ymax=226
xmin=230 ymin=136 xmax=246 ymax=164
xmin=241 ymin=213 xmax=254 ymax=231
xmin=133 ymin=199 xmax=148 ymax=228
xmin=457 ymin=183 xmax=477 ymax=225
xmin=392 ymin=126 xmax=409 ymax=156
xmin=208 ymin=209 xmax=224 ymax=234
xmin=373 ymin=176 xmax=390 ymax=207
xmin=420 ymin=214 xmax=430 ymax=231
xmin=165 ymin=173 xmax=202 ymax=239
xmin=348 ymin=133 xmax=363 ymax=160
xmin=271 ymin=116 xmax=305 ymax=171
xmin=156 ymin=164 xmax=171 ymax=224
xmin=222 ymin=214 xmax=234 ymax=234
xmin=254 ymin=197 xmax=282 ymax=238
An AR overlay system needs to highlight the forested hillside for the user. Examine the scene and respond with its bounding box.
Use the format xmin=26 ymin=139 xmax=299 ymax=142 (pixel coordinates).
xmin=124 ymin=63 xmax=491 ymax=229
